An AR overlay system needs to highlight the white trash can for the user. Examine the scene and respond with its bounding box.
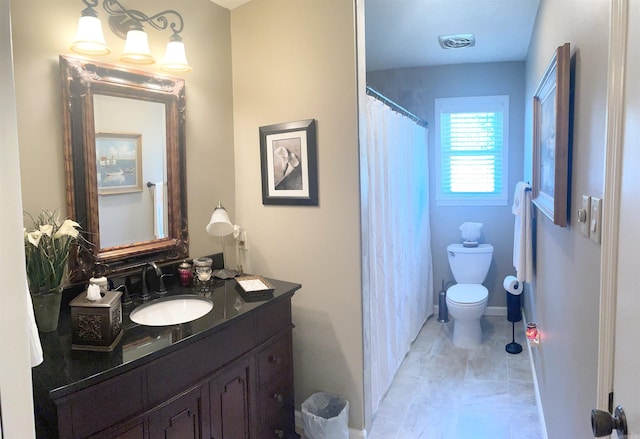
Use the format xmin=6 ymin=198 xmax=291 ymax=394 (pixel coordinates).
xmin=301 ymin=392 xmax=349 ymax=439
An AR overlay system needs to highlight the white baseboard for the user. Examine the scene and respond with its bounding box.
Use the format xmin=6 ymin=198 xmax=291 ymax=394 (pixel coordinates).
xmin=485 ymin=305 xmax=507 ymax=316
xmin=521 ymin=310 xmax=548 ymax=439
xmin=434 ymin=304 xmax=507 ymax=317
xmin=295 ymin=410 xmax=366 ymax=439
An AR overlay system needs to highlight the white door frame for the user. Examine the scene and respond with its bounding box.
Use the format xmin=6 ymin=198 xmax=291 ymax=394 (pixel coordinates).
xmin=596 ymin=0 xmax=629 ymax=412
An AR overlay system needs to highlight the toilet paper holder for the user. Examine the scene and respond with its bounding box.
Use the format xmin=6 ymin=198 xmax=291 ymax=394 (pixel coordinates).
xmin=505 ymin=275 xmax=523 ymax=354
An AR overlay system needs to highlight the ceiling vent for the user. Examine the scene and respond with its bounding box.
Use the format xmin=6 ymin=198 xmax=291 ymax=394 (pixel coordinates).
xmin=438 ymin=34 xmax=476 ymax=49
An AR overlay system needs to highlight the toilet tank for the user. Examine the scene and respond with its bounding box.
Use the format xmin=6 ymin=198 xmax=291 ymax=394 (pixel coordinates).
xmin=447 ymin=244 xmax=494 ymax=284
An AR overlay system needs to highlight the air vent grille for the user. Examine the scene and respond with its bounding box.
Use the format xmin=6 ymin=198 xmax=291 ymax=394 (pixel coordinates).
xmin=438 ymin=34 xmax=476 ymax=49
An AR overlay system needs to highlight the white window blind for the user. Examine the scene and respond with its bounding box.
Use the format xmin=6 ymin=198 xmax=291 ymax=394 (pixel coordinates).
xmin=435 ymin=96 xmax=509 ymax=206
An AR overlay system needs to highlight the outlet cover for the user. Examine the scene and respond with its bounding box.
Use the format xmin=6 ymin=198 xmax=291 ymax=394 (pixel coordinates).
xmin=238 ymin=231 xmax=248 ymax=250
xmin=590 ymin=197 xmax=602 ymax=244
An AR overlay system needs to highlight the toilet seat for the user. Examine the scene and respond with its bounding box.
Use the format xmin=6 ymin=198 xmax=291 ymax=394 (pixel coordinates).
xmin=447 ymin=284 xmax=488 ymax=306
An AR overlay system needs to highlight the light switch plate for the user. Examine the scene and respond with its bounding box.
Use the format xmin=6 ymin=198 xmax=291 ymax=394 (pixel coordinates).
xmin=590 ymin=197 xmax=602 ymax=244
xmin=580 ymin=195 xmax=591 ymax=237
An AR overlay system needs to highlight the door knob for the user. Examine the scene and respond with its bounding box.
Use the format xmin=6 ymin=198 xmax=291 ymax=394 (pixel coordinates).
xmin=591 ymin=406 xmax=628 ymax=438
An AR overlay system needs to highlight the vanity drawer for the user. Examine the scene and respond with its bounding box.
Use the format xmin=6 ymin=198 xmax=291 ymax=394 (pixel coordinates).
xmin=257 ymin=333 xmax=292 ymax=385
xmin=256 ymin=298 xmax=292 ymax=343
xmin=257 ymin=382 xmax=295 ymax=439
xmin=258 ymin=371 xmax=293 ymax=421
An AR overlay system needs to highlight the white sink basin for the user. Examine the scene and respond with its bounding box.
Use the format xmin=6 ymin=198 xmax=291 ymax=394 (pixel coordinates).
xmin=130 ymin=295 xmax=213 ymax=326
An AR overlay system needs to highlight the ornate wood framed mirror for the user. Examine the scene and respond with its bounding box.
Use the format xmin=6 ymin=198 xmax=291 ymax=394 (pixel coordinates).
xmin=60 ymin=55 xmax=188 ymax=282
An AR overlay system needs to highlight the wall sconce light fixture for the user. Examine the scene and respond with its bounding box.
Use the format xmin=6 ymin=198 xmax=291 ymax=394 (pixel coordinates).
xmin=526 ymin=322 xmax=540 ymax=344
xmin=70 ymin=0 xmax=191 ymax=73
xmin=205 ymin=202 xmax=247 ymax=275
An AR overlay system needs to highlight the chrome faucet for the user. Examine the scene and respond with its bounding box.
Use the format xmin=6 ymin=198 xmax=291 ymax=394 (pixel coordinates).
xmin=141 ymin=262 xmax=168 ymax=300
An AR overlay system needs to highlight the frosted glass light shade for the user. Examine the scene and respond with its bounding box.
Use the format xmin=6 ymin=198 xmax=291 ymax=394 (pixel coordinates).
xmin=206 ymin=204 xmax=234 ymax=236
xmin=160 ymin=39 xmax=192 ymax=73
xmin=70 ymin=15 xmax=111 ymax=56
xmin=121 ymin=29 xmax=155 ymax=65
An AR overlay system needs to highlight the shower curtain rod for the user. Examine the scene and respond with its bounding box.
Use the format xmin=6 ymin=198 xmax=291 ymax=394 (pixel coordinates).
xmin=366 ymin=85 xmax=428 ymax=128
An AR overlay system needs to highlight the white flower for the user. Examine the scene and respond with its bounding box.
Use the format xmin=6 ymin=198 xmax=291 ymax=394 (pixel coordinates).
xmin=54 ymin=219 xmax=80 ymax=238
xmin=39 ymin=224 xmax=53 ymax=237
xmin=27 ymin=230 xmax=43 ymax=247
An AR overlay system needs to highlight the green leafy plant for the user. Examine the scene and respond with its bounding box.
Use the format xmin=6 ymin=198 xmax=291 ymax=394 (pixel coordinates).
xmin=24 ymin=210 xmax=86 ymax=295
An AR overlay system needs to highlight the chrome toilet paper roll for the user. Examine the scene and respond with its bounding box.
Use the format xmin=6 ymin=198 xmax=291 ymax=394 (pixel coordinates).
xmin=503 ymin=275 xmax=522 ymax=295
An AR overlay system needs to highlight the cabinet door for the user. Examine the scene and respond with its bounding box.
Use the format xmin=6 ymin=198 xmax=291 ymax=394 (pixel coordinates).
xmin=210 ymin=356 xmax=255 ymax=439
xmin=148 ymin=384 xmax=209 ymax=439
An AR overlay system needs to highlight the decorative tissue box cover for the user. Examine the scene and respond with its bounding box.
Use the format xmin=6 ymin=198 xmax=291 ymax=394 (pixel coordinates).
xmin=70 ymin=290 xmax=123 ymax=352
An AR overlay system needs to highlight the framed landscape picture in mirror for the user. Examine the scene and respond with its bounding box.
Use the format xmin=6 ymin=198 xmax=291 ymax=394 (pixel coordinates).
xmin=96 ymin=133 xmax=143 ymax=195
xmin=532 ymin=42 xmax=571 ymax=227
xmin=259 ymin=119 xmax=318 ymax=206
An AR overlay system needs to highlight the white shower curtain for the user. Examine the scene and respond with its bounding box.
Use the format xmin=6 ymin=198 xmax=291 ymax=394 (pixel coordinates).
xmin=363 ymin=95 xmax=433 ymax=414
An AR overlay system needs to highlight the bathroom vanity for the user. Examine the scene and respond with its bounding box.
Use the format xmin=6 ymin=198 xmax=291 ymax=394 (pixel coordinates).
xmin=32 ymin=277 xmax=301 ymax=439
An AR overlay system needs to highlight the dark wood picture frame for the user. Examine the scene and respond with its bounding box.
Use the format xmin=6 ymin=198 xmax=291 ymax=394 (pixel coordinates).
xmin=259 ymin=119 xmax=318 ymax=206
xmin=532 ymin=43 xmax=571 ymax=227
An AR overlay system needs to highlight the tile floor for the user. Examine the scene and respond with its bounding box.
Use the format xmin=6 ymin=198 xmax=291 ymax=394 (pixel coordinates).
xmin=368 ymin=315 xmax=545 ymax=439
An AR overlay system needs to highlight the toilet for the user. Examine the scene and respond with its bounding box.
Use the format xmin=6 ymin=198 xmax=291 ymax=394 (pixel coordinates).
xmin=446 ymin=243 xmax=494 ymax=348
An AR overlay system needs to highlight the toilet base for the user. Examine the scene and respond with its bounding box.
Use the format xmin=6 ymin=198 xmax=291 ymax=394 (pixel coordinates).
xmin=451 ymin=317 xmax=482 ymax=348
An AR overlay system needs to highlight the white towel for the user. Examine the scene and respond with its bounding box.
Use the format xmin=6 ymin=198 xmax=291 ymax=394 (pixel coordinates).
xmin=513 ymin=182 xmax=533 ymax=283
xmin=25 ymin=279 xmax=43 ymax=367
xmin=152 ymin=182 xmax=165 ymax=239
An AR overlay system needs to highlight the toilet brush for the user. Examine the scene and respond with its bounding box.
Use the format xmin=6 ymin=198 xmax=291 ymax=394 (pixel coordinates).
xmin=505 ymin=321 xmax=522 ymax=354
xmin=437 ymin=280 xmax=449 ymax=323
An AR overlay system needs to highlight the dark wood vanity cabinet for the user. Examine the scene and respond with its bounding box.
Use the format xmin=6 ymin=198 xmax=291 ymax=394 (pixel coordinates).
xmin=44 ymin=291 xmax=298 ymax=439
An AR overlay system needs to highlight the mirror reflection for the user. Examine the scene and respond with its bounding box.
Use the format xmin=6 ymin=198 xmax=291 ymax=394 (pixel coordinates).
xmin=94 ymin=95 xmax=168 ymax=248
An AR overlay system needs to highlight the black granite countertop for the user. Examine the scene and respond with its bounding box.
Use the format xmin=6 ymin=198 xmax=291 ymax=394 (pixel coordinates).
xmin=32 ymin=277 xmax=301 ymax=401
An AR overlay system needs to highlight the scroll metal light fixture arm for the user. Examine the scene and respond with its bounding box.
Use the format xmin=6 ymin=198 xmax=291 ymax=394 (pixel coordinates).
xmin=70 ymin=0 xmax=192 ymax=73
xmin=102 ymin=0 xmax=184 ymax=37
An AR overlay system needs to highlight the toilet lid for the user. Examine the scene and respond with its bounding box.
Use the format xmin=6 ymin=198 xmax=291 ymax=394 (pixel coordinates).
xmin=447 ymin=284 xmax=488 ymax=304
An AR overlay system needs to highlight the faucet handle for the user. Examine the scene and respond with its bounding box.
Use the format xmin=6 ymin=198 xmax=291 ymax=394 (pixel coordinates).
xmin=158 ymin=273 xmax=173 ymax=294
xmin=114 ymin=284 xmax=131 ymax=306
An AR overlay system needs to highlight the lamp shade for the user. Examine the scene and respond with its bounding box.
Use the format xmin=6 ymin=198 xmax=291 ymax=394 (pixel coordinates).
xmin=206 ymin=203 xmax=234 ymax=236
xmin=120 ymin=28 xmax=155 ymax=65
xmin=70 ymin=14 xmax=111 ymax=56
xmin=160 ymin=35 xmax=192 ymax=73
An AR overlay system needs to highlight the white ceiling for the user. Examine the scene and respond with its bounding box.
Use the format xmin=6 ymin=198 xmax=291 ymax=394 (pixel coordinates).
xmin=210 ymin=0 xmax=251 ymax=10
xmin=210 ymin=0 xmax=540 ymax=71
xmin=366 ymin=0 xmax=541 ymax=71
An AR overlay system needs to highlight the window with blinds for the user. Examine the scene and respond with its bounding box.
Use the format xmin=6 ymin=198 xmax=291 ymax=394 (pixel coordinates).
xmin=435 ymin=95 xmax=509 ymax=206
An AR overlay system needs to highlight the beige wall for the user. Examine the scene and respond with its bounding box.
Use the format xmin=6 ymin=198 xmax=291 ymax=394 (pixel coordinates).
xmin=523 ymin=0 xmax=608 ymax=436
xmin=367 ymin=61 xmax=526 ymax=309
xmin=12 ymin=0 xmax=235 ymax=261
xmin=230 ymin=0 xmax=364 ymax=430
